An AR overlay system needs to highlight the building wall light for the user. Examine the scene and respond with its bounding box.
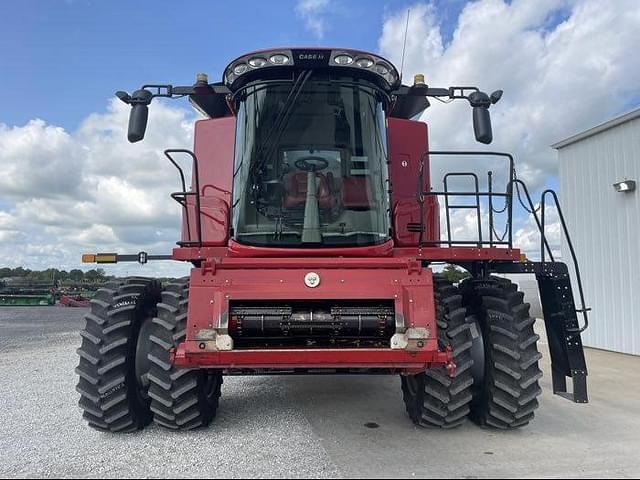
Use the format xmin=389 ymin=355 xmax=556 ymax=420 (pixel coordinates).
xmin=613 ymin=180 xmax=636 ymax=193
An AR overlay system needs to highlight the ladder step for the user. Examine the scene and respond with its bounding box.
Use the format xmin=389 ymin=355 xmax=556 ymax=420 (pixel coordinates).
xmin=537 ymin=273 xmax=589 ymax=404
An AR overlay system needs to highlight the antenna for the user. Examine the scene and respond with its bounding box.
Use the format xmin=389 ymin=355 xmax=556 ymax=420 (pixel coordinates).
xmin=400 ymin=8 xmax=411 ymax=82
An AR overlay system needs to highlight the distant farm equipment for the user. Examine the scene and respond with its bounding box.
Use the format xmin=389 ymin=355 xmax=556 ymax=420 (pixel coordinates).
xmin=0 ymin=276 xmax=103 ymax=307
xmin=0 ymin=280 xmax=56 ymax=306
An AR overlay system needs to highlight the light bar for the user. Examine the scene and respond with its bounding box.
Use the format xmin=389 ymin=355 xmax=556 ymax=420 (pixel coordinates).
xmin=223 ymin=48 xmax=400 ymax=90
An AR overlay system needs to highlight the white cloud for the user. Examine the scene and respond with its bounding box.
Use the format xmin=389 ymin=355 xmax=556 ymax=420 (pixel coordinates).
xmin=0 ymin=120 xmax=85 ymax=199
xmin=296 ymin=0 xmax=331 ymax=39
xmin=0 ymin=99 xmax=193 ymax=276
xmin=514 ymin=204 xmax=562 ymax=260
xmin=379 ymin=0 xmax=640 ymax=189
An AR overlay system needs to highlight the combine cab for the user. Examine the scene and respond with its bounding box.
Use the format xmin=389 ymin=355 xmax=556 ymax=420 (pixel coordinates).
xmin=76 ymin=48 xmax=589 ymax=432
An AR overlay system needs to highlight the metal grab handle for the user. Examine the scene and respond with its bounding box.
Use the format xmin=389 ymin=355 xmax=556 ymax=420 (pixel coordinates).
xmin=164 ymin=149 xmax=203 ymax=247
xmin=541 ymin=189 xmax=590 ymax=333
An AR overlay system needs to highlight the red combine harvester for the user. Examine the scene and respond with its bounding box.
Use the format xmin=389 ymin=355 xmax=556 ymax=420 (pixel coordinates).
xmin=77 ymin=48 xmax=590 ymax=432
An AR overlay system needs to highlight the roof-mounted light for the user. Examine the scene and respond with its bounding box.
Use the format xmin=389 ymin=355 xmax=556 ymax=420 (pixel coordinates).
xmin=329 ymin=51 xmax=399 ymax=88
xmin=223 ymin=48 xmax=401 ymax=90
xmin=223 ymin=49 xmax=295 ymax=85
xmin=233 ymin=63 xmax=249 ymax=75
xmin=334 ymin=54 xmax=354 ymax=65
xmin=269 ymin=53 xmax=290 ymax=65
xmin=355 ymin=57 xmax=374 ymax=68
xmin=375 ymin=63 xmax=390 ymax=75
xmin=248 ymin=57 xmax=268 ymax=68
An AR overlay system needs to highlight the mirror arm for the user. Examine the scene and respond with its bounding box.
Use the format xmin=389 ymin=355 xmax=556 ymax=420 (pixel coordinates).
xmin=115 ymin=83 xmax=230 ymax=107
xmin=393 ymin=84 xmax=499 ymax=145
xmin=393 ymin=85 xmax=483 ymax=100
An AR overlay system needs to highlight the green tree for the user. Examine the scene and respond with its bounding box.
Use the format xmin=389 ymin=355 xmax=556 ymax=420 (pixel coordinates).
xmin=442 ymin=264 xmax=471 ymax=284
xmin=69 ymin=269 xmax=84 ymax=282
xmin=84 ymin=268 xmax=106 ymax=282
xmin=13 ymin=267 xmax=30 ymax=277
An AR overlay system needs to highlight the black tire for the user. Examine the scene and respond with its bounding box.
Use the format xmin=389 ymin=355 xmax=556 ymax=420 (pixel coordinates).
xmin=460 ymin=276 xmax=543 ymax=429
xmin=76 ymin=277 xmax=162 ymax=432
xmin=401 ymin=275 xmax=474 ymax=428
xmin=146 ymin=279 xmax=223 ymax=430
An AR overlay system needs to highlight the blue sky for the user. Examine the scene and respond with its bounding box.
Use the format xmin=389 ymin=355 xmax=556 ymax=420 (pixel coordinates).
xmin=0 ymin=0 xmax=466 ymax=130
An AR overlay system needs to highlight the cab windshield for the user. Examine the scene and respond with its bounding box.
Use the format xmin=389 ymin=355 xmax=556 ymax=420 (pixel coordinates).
xmin=232 ymin=72 xmax=390 ymax=247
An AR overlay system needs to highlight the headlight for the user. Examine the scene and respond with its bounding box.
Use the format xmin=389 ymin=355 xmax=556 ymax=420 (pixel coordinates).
xmin=375 ymin=63 xmax=390 ymax=75
xmin=269 ymin=54 xmax=290 ymax=65
xmin=334 ymin=54 xmax=354 ymax=65
xmin=355 ymin=57 xmax=374 ymax=68
xmin=233 ymin=63 xmax=249 ymax=75
xmin=248 ymin=57 xmax=268 ymax=68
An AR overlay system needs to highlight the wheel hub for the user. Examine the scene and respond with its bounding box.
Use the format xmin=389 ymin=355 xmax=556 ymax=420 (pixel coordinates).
xmin=468 ymin=315 xmax=486 ymax=395
xmin=134 ymin=317 xmax=156 ymax=399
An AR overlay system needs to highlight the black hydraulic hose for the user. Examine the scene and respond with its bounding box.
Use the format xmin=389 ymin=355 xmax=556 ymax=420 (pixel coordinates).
xmin=511 ymin=179 xmax=555 ymax=261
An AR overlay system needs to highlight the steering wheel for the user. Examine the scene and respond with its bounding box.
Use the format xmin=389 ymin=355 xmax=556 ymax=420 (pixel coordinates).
xmin=294 ymin=156 xmax=329 ymax=172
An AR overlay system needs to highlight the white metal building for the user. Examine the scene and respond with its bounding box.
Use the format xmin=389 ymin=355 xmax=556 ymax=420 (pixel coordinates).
xmin=552 ymin=108 xmax=640 ymax=356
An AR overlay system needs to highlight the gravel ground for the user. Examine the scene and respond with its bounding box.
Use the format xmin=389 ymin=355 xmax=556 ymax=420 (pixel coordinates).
xmin=1 ymin=306 xmax=639 ymax=478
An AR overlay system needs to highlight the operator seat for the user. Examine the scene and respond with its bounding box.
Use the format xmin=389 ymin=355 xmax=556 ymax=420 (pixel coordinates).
xmin=283 ymin=172 xmax=334 ymax=209
xmin=341 ymin=176 xmax=374 ymax=210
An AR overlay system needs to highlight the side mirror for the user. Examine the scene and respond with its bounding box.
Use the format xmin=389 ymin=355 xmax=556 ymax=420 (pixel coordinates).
xmin=116 ymin=89 xmax=153 ymax=143
xmin=472 ymin=106 xmax=493 ymax=144
xmin=128 ymin=103 xmax=149 ymax=143
xmin=468 ymin=91 xmax=493 ymax=144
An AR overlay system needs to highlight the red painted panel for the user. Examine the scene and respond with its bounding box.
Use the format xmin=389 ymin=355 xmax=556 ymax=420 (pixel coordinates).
xmin=174 ymin=261 xmax=444 ymax=370
xmin=185 ymin=261 xmax=433 ymax=328
xmin=387 ymin=118 xmax=440 ymax=246
xmin=193 ymin=117 xmax=235 ymax=203
xmin=172 ymin=245 xmax=522 ymax=262
xmin=183 ymin=117 xmax=235 ymax=245
xmin=227 ymin=239 xmax=394 ymax=257
xmin=173 ymin=346 xmax=451 ymax=371
xmin=181 ymin=195 xmax=229 ymax=246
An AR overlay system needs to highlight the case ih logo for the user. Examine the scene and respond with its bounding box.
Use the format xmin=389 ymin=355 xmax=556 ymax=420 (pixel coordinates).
xmin=297 ymin=53 xmax=325 ymax=61
xmin=293 ymin=50 xmax=329 ymax=66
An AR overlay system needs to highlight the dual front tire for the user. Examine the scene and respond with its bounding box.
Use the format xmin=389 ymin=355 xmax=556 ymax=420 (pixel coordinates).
xmin=402 ymin=275 xmax=543 ymax=429
xmin=76 ymin=277 xmax=221 ymax=432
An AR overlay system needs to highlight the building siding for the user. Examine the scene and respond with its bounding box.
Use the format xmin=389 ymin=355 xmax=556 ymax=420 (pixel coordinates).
xmin=558 ymin=115 xmax=640 ymax=355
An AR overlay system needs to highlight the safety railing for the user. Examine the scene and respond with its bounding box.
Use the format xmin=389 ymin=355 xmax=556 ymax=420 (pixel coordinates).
xmin=512 ymin=181 xmax=590 ymax=333
xmin=164 ymin=149 xmax=203 ymax=247
xmin=419 ymin=151 xmax=515 ymax=248
xmin=418 ymin=150 xmax=589 ymax=333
